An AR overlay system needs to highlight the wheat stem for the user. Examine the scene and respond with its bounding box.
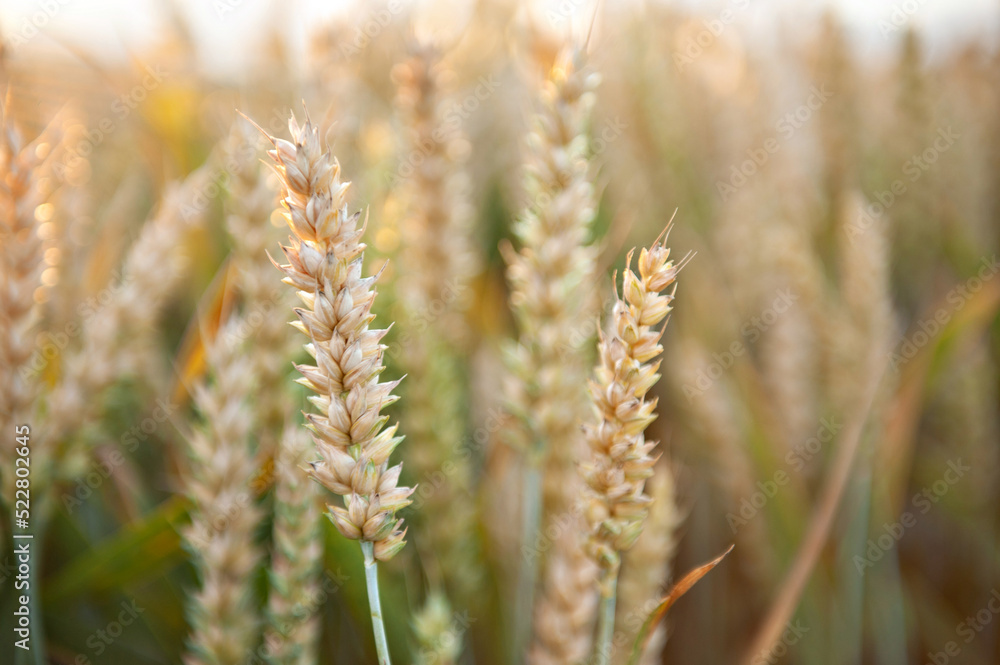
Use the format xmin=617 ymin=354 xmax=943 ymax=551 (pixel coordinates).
xmin=362 ymin=541 xmax=392 ymax=665
xmin=594 ymin=574 xmax=618 ymax=665
xmin=516 ymin=462 xmax=542 ymax=657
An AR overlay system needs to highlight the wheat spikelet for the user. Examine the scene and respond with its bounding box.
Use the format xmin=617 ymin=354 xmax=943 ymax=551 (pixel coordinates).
xmin=0 ymin=105 xmax=57 ymax=501
xmin=182 ymin=322 xmax=262 ymax=665
xmin=264 ymin=424 xmax=322 ymax=665
xmin=265 ymin=111 xmax=412 ymax=561
xmin=392 ymin=41 xmax=481 ymax=600
xmin=615 ymin=468 xmax=682 ymax=665
xmin=583 ymin=232 xmax=685 ymax=580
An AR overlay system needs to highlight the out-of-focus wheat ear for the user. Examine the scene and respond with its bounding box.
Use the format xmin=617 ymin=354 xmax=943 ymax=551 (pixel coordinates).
xmin=505 ymin=44 xmax=601 ymax=660
xmin=264 ymin=424 xmax=322 ymax=665
xmin=413 ymin=593 xmax=462 ymax=665
xmin=0 ymin=103 xmax=60 ymax=503
xmin=392 ymin=40 xmax=479 ymax=345
xmin=527 ymin=522 xmax=600 ymax=665
xmin=182 ymin=319 xmax=262 ymax=665
xmin=504 ymin=44 xmax=601 ymax=518
xmin=391 ymin=40 xmax=482 ymax=605
xmin=813 ymin=12 xmax=861 ymax=222
xmin=40 ymin=166 xmax=215 ymax=492
xmin=830 ymin=190 xmax=894 ymax=418
xmin=615 ymin=466 xmax=683 ymax=665
xmin=224 ymin=120 xmax=294 ymax=463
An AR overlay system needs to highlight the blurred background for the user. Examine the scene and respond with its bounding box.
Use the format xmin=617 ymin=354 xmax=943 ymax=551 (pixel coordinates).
xmin=1 ymin=1 xmax=999 ymax=664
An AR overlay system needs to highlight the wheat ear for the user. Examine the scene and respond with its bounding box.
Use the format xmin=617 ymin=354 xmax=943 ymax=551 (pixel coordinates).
xmin=0 ymin=105 xmax=56 ymax=501
xmin=264 ymin=424 xmax=322 ymax=665
xmin=40 ymin=166 xmax=213 ymax=493
xmin=526 ymin=514 xmax=599 ymax=665
xmin=413 ymin=592 xmax=462 ymax=665
xmin=392 ymin=41 xmax=478 ymax=342
xmin=225 ymin=123 xmax=295 ymax=459
xmin=392 ymin=41 xmax=481 ymax=603
xmin=182 ymin=321 xmax=262 ymax=665
xmin=222 ymin=124 xmax=322 ymax=665
xmin=503 ymin=45 xmax=601 ymax=661
xmin=583 ymin=229 xmax=686 ymax=664
xmin=263 ymin=110 xmax=412 ymax=665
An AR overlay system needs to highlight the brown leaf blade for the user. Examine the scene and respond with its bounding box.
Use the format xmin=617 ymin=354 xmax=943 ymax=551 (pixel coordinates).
xmin=627 ymin=544 xmax=734 ymax=665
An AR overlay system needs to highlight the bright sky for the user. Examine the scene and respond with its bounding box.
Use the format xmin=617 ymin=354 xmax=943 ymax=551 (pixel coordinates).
xmin=0 ymin=0 xmax=996 ymax=78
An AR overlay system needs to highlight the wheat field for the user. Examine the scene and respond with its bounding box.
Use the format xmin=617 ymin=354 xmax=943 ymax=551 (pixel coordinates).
xmin=0 ymin=1 xmax=999 ymax=665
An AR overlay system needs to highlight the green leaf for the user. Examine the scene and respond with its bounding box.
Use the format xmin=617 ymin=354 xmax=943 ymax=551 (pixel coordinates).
xmin=43 ymin=496 xmax=190 ymax=604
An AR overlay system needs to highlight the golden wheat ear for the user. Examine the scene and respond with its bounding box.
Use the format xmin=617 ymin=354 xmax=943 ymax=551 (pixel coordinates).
xmin=181 ymin=319 xmax=262 ymax=665
xmin=582 ymin=226 xmax=687 ymax=665
xmin=259 ymin=106 xmax=412 ymax=665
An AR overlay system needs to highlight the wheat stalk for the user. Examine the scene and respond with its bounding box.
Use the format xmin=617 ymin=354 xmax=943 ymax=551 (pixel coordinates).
xmin=262 ymin=110 xmax=412 ymax=665
xmin=182 ymin=321 xmax=262 ymax=665
xmin=583 ymin=228 xmax=687 ymax=664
